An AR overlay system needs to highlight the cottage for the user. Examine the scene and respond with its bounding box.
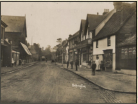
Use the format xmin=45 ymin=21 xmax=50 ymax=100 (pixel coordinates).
xmin=93 ymin=2 xmax=136 ymax=71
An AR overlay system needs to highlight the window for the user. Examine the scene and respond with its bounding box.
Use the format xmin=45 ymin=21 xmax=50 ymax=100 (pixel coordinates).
xmin=90 ymin=32 xmax=92 ymax=39
xmin=107 ymin=36 xmax=111 ymax=46
xmin=88 ymin=32 xmax=90 ymax=38
xmin=121 ymin=47 xmax=136 ymax=59
xmin=1 ymin=27 xmax=4 ymax=39
xmin=83 ymin=53 xmax=87 ymax=62
xmin=96 ymin=40 xmax=98 ymax=48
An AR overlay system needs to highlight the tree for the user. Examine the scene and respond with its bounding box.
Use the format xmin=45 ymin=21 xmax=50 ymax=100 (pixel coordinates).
xmin=56 ymin=38 xmax=62 ymax=44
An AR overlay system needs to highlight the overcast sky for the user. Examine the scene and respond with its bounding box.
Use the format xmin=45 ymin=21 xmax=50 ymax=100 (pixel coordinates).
xmin=1 ymin=2 xmax=115 ymax=48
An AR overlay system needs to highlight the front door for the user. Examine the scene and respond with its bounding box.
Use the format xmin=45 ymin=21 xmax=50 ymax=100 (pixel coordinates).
xmin=103 ymin=49 xmax=113 ymax=71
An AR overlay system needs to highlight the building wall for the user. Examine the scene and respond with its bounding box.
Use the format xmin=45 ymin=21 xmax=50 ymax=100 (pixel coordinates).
xmin=3 ymin=45 xmax=12 ymax=67
xmin=93 ymin=35 xmax=116 ymax=55
xmin=5 ymin=32 xmax=26 ymax=46
xmin=93 ymin=53 xmax=116 ymax=71
xmin=93 ymin=35 xmax=116 ymax=71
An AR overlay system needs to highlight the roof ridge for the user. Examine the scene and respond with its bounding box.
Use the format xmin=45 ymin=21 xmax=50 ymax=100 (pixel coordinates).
xmin=1 ymin=15 xmax=25 ymax=17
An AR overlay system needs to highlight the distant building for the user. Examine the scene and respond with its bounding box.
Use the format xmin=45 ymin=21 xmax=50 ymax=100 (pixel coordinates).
xmin=1 ymin=20 xmax=12 ymax=67
xmin=62 ymin=39 xmax=68 ymax=64
xmin=1 ymin=15 xmax=32 ymax=65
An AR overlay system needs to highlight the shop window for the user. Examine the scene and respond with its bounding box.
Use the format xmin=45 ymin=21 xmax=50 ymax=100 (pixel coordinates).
xmin=96 ymin=40 xmax=98 ymax=48
xmin=90 ymin=32 xmax=92 ymax=39
xmin=128 ymin=48 xmax=133 ymax=59
xmin=107 ymin=36 xmax=111 ymax=46
xmin=83 ymin=53 xmax=87 ymax=62
xmin=121 ymin=48 xmax=128 ymax=59
xmin=132 ymin=47 xmax=136 ymax=58
xmin=1 ymin=27 xmax=3 ymax=38
xmin=121 ymin=47 xmax=136 ymax=59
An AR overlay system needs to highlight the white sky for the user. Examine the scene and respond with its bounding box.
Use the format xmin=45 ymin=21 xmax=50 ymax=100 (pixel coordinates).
xmin=1 ymin=2 xmax=115 ymax=48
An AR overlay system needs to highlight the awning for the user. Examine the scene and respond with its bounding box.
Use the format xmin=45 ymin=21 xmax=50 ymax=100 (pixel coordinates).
xmin=20 ymin=42 xmax=32 ymax=55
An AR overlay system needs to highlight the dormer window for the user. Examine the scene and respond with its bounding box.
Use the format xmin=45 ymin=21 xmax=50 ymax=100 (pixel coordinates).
xmin=107 ymin=36 xmax=111 ymax=46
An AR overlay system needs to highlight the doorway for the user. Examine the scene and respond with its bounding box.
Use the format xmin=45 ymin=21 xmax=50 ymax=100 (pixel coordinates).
xmin=103 ymin=49 xmax=113 ymax=71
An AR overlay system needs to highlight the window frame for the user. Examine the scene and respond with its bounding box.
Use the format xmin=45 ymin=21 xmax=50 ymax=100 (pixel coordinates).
xmin=107 ymin=36 xmax=111 ymax=46
xmin=96 ymin=40 xmax=98 ymax=48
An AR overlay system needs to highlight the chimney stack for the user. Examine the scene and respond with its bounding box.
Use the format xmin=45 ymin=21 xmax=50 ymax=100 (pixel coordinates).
xmin=103 ymin=9 xmax=109 ymax=15
xmin=113 ymin=2 xmax=123 ymax=12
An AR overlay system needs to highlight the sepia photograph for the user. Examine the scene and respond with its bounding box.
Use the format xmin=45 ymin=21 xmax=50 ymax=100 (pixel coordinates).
xmin=1 ymin=1 xmax=136 ymax=103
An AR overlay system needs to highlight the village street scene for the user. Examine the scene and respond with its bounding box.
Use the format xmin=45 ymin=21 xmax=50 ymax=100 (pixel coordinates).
xmin=1 ymin=2 xmax=136 ymax=103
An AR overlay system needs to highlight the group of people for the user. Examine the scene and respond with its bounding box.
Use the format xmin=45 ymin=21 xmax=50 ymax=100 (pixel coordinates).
xmin=11 ymin=58 xmax=25 ymax=67
xmin=66 ymin=57 xmax=104 ymax=76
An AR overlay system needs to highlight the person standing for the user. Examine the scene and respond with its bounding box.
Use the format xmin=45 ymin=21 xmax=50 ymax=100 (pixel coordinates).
xmin=91 ymin=61 xmax=96 ymax=75
xmin=75 ymin=59 xmax=78 ymax=71
xmin=46 ymin=57 xmax=47 ymax=62
xmin=95 ymin=57 xmax=100 ymax=70
xmin=67 ymin=61 xmax=69 ymax=69
xmin=11 ymin=58 xmax=14 ymax=67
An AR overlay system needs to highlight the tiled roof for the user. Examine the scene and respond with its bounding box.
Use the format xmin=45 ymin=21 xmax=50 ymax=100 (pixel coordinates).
xmin=62 ymin=39 xmax=68 ymax=46
xmin=68 ymin=30 xmax=80 ymax=40
xmin=87 ymin=10 xmax=113 ymax=31
xmin=1 ymin=15 xmax=26 ymax=33
xmin=117 ymin=34 xmax=136 ymax=47
xmin=93 ymin=3 xmax=136 ymax=41
xmin=81 ymin=19 xmax=86 ymax=31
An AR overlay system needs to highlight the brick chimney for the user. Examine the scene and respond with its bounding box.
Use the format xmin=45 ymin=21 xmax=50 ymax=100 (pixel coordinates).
xmin=113 ymin=2 xmax=123 ymax=12
xmin=103 ymin=9 xmax=109 ymax=15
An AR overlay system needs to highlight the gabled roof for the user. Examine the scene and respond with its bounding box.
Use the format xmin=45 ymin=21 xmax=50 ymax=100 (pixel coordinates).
xmin=79 ymin=19 xmax=86 ymax=37
xmin=68 ymin=30 xmax=80 ymax=40
xmin=81 ymin=19 xmax=86 ymax=31
xmin=1 ymin=15 xmax=26 ymax=33
xmin=87 ymin=14 xmax=104 ymax=31
xmin=86 ymin=10 xmax=114 ymax=31
xmin=93 ymin=3 xmax=136 ymax=41
xmin=62 ymin=39 xmax=68 ymax=46
xmin=117 ymin=34 xmax=136 ymax=47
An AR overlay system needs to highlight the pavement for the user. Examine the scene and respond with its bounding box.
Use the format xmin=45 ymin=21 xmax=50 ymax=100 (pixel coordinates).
xmin=1 ymin=61 xmax=38 ymax=75
xmin=1 ymin=61 xmax=136 ymax=103
xmin=56 ymin=62 xmax=136 ymax=93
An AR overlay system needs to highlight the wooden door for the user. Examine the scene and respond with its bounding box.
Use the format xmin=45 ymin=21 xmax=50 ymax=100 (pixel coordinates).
xmin=103 ymin=50 xmax=113 ymax=71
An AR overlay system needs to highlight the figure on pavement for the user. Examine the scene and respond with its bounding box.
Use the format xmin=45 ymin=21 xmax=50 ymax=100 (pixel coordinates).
xmin=91 ymin=61 xmax=96 ymax=75
xmin=46 ymin=57 xmax=47 ymax=62
xmin=12 ymin=58 xmax=14 ymax=67
xmin=75 ymin=59 xmax=79 ymax=71
xmin=70 ymin=60 xmax=73 ymax=69
xmin=67 ymin=61 xmax=69 ymax=69
xmin=95 ymin=56 xmax=100 ymax=70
